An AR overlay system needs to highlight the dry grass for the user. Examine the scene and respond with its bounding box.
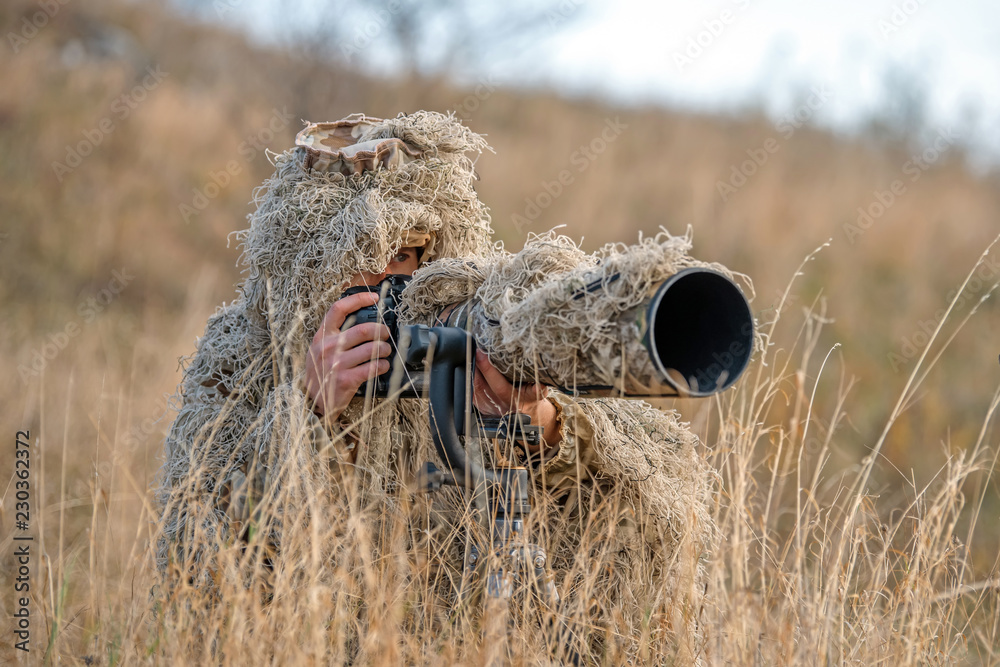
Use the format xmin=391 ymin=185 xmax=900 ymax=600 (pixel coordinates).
xmin=699 ymin=243 xmax=1000 ymax=664
xmin=2 ymin=0 xmax=999 ymax=664
xmin=5 ymin=249 xmax=997 ymax=665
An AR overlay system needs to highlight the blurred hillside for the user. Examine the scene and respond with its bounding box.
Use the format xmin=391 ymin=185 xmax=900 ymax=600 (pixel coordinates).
xmin=2 ymin=0 xmax=998 ymax=506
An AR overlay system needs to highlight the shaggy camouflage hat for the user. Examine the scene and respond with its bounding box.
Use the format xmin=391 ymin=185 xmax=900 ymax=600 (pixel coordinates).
xmin=234 ymin=111 xmax=497 ymax=348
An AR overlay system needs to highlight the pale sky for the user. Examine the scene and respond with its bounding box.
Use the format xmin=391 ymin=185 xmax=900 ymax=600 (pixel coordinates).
xmin=219 ymin=0 xmax=1000 ymax=165
xmin=517 ymin=0 xmax=1000 ymax=163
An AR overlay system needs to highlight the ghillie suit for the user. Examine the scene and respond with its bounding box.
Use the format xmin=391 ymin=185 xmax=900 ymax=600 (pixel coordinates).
xmin=156 ymin=111 xmax=725 ymax=664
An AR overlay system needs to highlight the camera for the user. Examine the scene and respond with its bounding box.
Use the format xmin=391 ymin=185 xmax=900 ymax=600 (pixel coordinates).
xmin=341 ymin=274 xmax=423 ymax=397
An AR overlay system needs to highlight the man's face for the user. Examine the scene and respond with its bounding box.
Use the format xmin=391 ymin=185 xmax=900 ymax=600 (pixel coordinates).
xmin=345 ymin=246 xmax=421 ymax=288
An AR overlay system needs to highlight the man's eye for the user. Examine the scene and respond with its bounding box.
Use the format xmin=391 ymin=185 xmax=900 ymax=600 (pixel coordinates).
xmin=394 ymin=253 xmax=409 ymax=263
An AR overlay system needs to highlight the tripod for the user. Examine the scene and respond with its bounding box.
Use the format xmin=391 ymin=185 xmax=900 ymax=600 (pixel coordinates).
xmin=412 ymin=326 xmax=559 ymax=608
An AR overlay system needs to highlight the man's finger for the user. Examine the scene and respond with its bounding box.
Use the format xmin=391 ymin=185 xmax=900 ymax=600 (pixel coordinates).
xmin=514 ymin=382 xmax=549 ymax=403
xmin=474 ymin=349 xmax=514 ymax=403
xmin=472 ymin=369 xmax=505 ymax=416
xmin=312 ymin=323 xmax=390 ymax=361
xmin=333 ymin=322 xmax=392 ymax=351
xmin=343 ymin=359 xmax=391 ymax=391
xmin=316 ymin=292 xmax=380 ymax=338
xmin=327 ymin=340 xmax=392 ymax=372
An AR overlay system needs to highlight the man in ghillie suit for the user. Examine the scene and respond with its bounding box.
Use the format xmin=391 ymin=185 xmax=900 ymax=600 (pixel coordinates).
xmin=156 ymin=111 xmax=729 ymax=664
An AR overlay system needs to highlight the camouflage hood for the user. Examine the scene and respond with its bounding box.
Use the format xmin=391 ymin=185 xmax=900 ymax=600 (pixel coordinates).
xmin=235 ymin=111 xmax=497 ymax=352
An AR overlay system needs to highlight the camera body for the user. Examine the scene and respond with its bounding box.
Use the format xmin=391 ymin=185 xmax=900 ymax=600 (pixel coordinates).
xmin=339 ymin=276 xmax=543 ymax=446
xmin=341 ymin=275 xmax=421 ymax=397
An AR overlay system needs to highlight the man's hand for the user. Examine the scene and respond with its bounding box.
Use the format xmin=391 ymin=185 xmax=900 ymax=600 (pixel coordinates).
xmin=472 ymin=348 xmax=560 ymax=452
xmin=305 ymin=292 xmax=392 ymax=422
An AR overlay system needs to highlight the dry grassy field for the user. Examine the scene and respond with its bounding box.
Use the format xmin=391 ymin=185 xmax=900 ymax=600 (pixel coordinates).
xmin=2 ymin=0 xmax=999 ymax=663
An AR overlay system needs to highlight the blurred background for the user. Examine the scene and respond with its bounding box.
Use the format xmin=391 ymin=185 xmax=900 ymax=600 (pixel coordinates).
xmin=2 ymin=0 xmax=999 ymax=619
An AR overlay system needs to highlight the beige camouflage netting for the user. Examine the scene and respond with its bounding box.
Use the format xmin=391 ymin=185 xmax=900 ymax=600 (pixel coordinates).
xmin=156 ymin=110 xmax=733 ymax=662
